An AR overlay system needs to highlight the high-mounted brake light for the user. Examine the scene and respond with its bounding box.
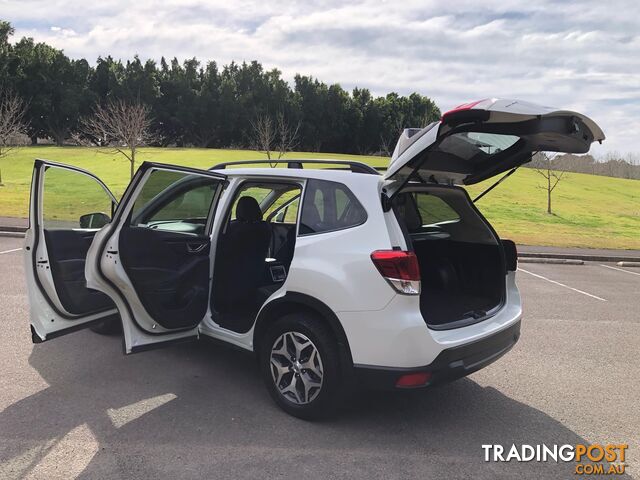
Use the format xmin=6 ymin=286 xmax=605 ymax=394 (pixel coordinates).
xmin=440 ymin=99 xmax=484 ymax=121
xmin=370 ymin=250 xmax=420 ymax=295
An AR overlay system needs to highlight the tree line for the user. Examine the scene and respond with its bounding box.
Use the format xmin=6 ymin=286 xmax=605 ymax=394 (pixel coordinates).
xmin=0 ymin=20 xmax=440 ymax=154
xmin=527 ymin=153 xmax=640 ymax=180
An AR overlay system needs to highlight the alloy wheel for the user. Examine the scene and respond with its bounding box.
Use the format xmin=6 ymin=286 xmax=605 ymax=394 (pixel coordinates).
xmin=270 ymin=331 xmax=324 ymax=404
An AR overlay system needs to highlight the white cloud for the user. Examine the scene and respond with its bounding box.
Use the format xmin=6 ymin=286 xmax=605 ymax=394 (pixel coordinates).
xmin=5 ymin=0 xmax=640 ymax=155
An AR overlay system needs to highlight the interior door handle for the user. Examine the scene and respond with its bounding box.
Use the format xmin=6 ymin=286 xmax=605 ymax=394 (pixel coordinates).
xmin=186 ymin=243 xmax=207 ymax=253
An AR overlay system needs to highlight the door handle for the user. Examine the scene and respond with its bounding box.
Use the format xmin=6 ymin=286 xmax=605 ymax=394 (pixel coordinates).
xmin=186 ymin=243 xmax=207 ymax=253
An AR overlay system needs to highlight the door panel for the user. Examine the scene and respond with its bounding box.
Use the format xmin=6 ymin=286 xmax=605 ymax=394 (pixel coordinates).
xmin=44 ymin=229 xmax=114 ymax=315
xmin=119 ymin=227 xmax=211 ymax=329
xmin=25 ymin=160 xmax=119 ymax=343
xmin=85 ymin=162 xmax=226 ymax=353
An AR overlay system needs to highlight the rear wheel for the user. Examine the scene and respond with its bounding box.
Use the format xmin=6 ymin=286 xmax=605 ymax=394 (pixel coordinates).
xmin=260 ymin=312 xmax=343 ymax=420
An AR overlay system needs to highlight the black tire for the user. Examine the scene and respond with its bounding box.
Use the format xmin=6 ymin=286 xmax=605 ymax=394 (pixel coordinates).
xmin=89 ymin=316 xmax=122 ymax=335
xmin=260 ymin=312 xmax=344 ymax=420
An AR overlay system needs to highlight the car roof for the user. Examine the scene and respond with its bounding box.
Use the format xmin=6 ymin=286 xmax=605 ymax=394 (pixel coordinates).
xmin=208 ymin=165 xmax=383 ymax=187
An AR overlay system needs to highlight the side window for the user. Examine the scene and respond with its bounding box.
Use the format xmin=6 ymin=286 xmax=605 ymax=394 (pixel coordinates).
xmin=129 ymin=170 xmax=219 ymax=235
xmin=229 ymin=186 xmax=272 ymax=220
xmin=414 ymin=193 xmax=460 ymax=226
xmin=278 ymin=197 xmax=300 ymax=224
xmin=228 ymin=183 xmax=302 ymax=225
xmin=265 ymin=191 xmax=301 ymax=224
xmin=393 ymin=192 xmax=461 ymax=232
xmin=43 ymin=167 xmax=114 ymax=230
xmin=299 ymin=179 xmax=367 ymax=235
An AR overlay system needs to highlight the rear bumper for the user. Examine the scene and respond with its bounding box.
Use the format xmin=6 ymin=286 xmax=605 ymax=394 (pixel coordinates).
xmin=354 ymin=319 xmax=521 ymax=390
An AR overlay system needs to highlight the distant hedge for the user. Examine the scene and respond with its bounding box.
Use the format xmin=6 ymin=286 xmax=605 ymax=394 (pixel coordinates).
xmin=0 ymin=20 xmax=440 ymax=154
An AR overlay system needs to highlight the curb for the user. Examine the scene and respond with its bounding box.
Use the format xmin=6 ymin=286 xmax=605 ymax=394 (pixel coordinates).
xmin=617 ymin=261 xmax=640 ymax=268
xmin=0 ymin=231 xmax=25 ymax=238
xmin=0 ymin=225 xmax=27 ymax=233
xmin=519 ymin=252 xmax=640 ymax=263
xmin=0 ymin=225 xmax=27 ymax=238
xmin=518 ymin=258 xmax=584 ymax=265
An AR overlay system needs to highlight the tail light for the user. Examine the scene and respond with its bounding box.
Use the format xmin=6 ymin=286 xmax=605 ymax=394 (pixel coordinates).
xmin=501 ymin=239 xmax=518 ymax=271
xmin=370 ymin=250 xmax=420 ymax=295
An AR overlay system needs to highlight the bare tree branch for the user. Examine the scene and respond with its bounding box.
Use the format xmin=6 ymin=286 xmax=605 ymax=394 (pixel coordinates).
xmin=276 ymin=111 xmax=300 ymax=161
xmin=250 ymin=114 xmax=276 ymax=165
xmin=378 ymin=115 xmax=406 ymax=158
xmin=534 ymin=152 xmax=567 ymax=214
xmin=379 ymin=134 xmax=393 ymax=158
xmin=250 ymin=112 xmax=299 ymax=166
xmin=75 ymin=100 xmax=157 ymax=178
xmin=0 ymin=89 xmax=28 ymax=159
xmin=549 ymin=170 xmax=566 ymax=193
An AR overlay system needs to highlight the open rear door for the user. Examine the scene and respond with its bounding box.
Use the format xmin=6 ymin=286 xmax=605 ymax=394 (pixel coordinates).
xmin=85 ymin=162 xmax=226 ymax=353
xmin=25 ymin=160 xmax=119 ymax=342
xmin=384 ymin=98 xmax=605 ymax=193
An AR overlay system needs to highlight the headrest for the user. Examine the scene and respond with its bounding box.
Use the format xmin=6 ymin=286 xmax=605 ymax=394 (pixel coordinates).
xmin=236 ymin=196 xmax=262 ymax=222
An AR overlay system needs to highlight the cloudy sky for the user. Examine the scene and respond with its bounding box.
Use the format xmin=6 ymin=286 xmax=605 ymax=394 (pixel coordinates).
xmin=4 ymin=0 xmax=640 ymax=156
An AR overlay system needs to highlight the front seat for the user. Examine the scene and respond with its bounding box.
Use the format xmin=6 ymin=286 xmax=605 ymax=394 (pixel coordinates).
xmin=213 ymin=196 xmax=271 ymax=317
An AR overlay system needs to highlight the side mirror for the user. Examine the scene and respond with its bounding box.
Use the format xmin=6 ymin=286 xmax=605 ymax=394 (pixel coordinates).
xmin=79 ymin=212 xmax=110 ymax=229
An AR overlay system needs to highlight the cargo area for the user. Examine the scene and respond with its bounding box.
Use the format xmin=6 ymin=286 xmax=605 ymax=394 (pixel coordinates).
xmin=392 ymin=186 xmax=506 ymax=329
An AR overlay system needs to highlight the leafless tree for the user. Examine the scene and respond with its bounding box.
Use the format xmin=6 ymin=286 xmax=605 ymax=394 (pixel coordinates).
xmin=534 ymin=152 xmax=566 ymax=214
xmin=276 ymin=112 xmax=300 ymax=161
xmin=250 ymin=112 xmax=300 ymax=167
xmin=379 ymin=135 xmax=394 ymax=157
xmin=0 ymin=89 xmax=28 ymax=159
xmin=378 ymin=115 xmax=406 ymax=157
xmin=250 ymin=114 xmax=277 ymax=164
xmin=76 ymin=100 xmax=157 ymax=179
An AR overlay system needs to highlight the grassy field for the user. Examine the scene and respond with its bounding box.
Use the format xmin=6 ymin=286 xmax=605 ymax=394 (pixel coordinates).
xmin=0 ymin=146 xmax=638 ymax=249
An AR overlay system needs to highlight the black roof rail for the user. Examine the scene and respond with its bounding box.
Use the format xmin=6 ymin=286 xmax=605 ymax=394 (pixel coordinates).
xmin=209 ymin=159 xmax=380 ymax=175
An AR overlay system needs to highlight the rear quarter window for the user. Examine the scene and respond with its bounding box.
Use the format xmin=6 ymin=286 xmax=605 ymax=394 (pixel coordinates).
xmin=414 ymin=194 xmax=460 ymax=226
xmin=393 ymin=188 xmax=497 ymax=245
xmin=299 ymin=179 xmax=367 ymax=235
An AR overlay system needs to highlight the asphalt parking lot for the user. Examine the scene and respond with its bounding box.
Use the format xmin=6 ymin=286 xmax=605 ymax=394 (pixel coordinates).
xmin=0 ymin=235 xmax=638 ymax=479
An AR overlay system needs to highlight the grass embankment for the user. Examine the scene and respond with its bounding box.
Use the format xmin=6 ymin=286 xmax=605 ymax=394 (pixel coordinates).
xmin=0 ymin=146 xmax=638 ymax=249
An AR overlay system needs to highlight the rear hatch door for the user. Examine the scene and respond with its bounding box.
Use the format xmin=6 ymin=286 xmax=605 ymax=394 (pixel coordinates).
xmin=384 ymin=98 xmax=605 ymax=190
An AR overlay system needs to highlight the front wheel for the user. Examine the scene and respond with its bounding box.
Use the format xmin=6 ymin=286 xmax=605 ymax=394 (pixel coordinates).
xmin=260 ymin=313 xmax=344 ymax=420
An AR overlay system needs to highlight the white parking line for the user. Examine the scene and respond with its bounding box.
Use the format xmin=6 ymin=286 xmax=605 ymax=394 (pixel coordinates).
xmin=600 ymin=264 xmax=640 ymax=277
xmin=517 ymin=267 xmax=607 ymax=301
xmin=0 ymin=247 xmax=22 ymax=255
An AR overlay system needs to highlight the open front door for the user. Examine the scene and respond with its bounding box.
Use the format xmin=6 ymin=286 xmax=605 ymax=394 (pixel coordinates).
xmin=85 ymin=162 xmax=226 ymax=353
xmin=25 ymin=160 xmax=119 ymax=342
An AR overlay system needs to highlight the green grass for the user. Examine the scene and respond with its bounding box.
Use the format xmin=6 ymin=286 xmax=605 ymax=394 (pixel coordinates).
xmin=0 ymin=146 xmax=638 ymax=250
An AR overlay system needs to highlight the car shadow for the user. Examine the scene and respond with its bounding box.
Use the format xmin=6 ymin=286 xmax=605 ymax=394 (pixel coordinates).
xmin=0 ymin=330 xmax=630 ymax=480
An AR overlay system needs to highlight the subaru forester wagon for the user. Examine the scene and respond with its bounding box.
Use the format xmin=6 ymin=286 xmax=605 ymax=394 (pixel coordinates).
xmin=24 ymin=99 xmax=604 ymax=418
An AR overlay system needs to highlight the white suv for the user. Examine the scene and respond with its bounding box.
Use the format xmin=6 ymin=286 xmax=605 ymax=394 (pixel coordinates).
xmin=24 ymin=99 xmax=604 ymax=418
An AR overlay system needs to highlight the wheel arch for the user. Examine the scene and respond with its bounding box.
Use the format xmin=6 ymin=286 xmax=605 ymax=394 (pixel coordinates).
xmin=253 ymin=292 xmax=353 ymax=367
